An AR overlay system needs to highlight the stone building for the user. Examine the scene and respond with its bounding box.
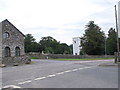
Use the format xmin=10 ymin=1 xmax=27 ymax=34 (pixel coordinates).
xmin=0 ymin=19 xmax=30 ymax=66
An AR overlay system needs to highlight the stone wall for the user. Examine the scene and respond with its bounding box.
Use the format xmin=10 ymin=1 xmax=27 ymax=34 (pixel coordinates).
xmin=28 ymin=53 xmax=114 ymax=59
xmin=28 ymin=53 xmax=47 ymax=59
xmin=47 ymin=54 xmax=114 ymax=59
xmin=2 ymin=55 xmax=31 ymax=66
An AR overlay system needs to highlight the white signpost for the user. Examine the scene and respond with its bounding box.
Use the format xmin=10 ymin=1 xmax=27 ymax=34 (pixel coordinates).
xmin=118 ymin=1 xmax=120 ymax=37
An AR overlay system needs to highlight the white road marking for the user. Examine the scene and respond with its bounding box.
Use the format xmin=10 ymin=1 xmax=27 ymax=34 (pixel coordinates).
xmin=56 ymin=72 xmax=65 ymax=75
xmin=47 ymin=74 xmax=56 ymax=78
xmin=78 ymin=67 xmax=92 ymax=70
xmin=84 ymin=67 xmax=93 ymax=69
xmin=2 ymin=60 xmax=111 ymax=73
xmin=3 ymin=85 xmax=21 ymax=88
xmin=34 ymin=77 xmax=46 ymax=80
xmin=18 ymin=80 xmax=32 ymax=85
xmin=64 ymin=70 xmax=72 ymax=73
xmin=72 ymin=69 xmax=78 ymax=71
xmin=15 ymin=66 xmax=94 ymax=85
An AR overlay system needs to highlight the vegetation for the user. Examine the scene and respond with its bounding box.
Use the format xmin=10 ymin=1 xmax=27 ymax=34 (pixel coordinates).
xmin=81 ymin=21 xmax=105 ymax=55
xmin=25 ymin=35 xmax=72 ymax=54
xmin=24 ymin=34 xmax=40 ymax=53
xmin=106 ymin=28 xmax=117 ymax=55
xmin=24 ymin=21 xmax=118 ymax=55
xmin=52 ymin=58 xmax=114 ymax=61
xmin=31 ymin=57 xmax=39 ymax=59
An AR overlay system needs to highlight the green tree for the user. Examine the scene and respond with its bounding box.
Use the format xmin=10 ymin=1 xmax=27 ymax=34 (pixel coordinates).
xmin=39 ymin=36 xmax=60 ymax=54
xmin=56 ymin=43 xmax=71 ymax=54
xmin=39 ymin=36 xmax=71 ymax=54
xmin=69 ymin=44 xmax=73 ymax=54
xmin=81 ymin=21 xmax=105 ymax=55
xmin=106 ymin=28 xmax=117 ymax=55
xmin=25 ymin=35 xmax=72 ymax=54
xmin=24 ymin=34 xmax=41 ymax=53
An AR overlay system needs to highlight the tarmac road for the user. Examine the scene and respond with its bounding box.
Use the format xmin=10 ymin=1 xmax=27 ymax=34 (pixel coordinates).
xmin=1 ymin=59 xmax=118 ymax=88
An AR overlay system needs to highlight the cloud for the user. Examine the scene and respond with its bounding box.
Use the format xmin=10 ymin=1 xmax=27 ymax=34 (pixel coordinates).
xmin=0 ymin=0 xmax=120 ymax=45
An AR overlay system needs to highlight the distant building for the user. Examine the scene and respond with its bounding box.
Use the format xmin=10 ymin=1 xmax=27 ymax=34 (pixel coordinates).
xmin=118 ymin=1 xmax=120 ymax=37
xmin=73 ymin=37 xmax=80 ymax=55
xmin=0 ymin=19 xmax=30 ymax=66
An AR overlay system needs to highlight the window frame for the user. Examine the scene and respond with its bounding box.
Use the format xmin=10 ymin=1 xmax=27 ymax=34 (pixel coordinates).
xmin=15 ymin=47 xmax=20 ymax=56
xmin=3 ymin=32 xmax=10 ymax=39
xmin=4 ymin=47 xmax=11 ymax=57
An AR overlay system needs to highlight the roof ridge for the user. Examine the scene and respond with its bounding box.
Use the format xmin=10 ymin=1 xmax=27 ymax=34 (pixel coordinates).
xmin=1 ymin=19 xmax=25 ymax=37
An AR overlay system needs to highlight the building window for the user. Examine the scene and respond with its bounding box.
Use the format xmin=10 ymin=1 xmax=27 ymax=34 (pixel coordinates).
xmin=75 ymin=53 xmax=77 ymax=55
xmin=3 ymin=32 xmax=10 ymax=38
xmin=15 ymin=47 xmax=20 ymax=56
xmin=73 ymin=40 xmax=76 ymax=43
xmin=5 ymin=24 xmax=8 ymax=26
xmin=4 ymin=47 xmax=11 ymax=57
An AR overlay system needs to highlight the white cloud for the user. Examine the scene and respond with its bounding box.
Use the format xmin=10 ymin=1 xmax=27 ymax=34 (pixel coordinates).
xmin=0 ymin=0 xmax=120 ymax=45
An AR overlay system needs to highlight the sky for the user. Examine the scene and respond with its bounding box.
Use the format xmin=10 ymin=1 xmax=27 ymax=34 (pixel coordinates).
xmin=0 ymin=0 xmax=120 ymax=45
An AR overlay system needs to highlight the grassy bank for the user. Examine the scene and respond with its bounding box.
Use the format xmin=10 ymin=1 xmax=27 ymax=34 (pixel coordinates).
xmin=51 ymin=58 xmax=114 ymax=61
xmin=31 ymin=57 xmax=39 ymax=59
xmin=31 ymin=57 xmax=114 ymax=61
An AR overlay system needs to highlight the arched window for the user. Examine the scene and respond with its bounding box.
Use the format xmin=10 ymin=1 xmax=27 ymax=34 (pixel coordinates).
xmin=4 ymin=47 xmax=11 ymax=57
xmin=15 ymin=47 xmax=20 ymax=56
xmin=3 ymin=32 xmax=10 ymax=38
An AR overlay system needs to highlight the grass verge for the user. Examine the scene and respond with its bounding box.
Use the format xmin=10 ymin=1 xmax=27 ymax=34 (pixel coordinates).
xmin=51 ymin=58 xmax=114 ymax=61
xmin=31 ymin=57 xmax=39 ymax=59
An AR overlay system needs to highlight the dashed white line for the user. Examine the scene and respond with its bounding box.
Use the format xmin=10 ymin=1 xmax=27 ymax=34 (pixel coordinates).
xmin=72 ymin=69 xmax=78 ymax=71
xmin=64 ymin=70 xmax=72 ymax=73
xmin=18 ymin=80 xmax=32 ymax=85
xmin=47 ymin=74 xmax=56 ymax=78
xmin=56 ymin=72 xmax=65 ymax=75
xmin=83 ymin=67 xmax=92 ymax=69
xmin=16 ymin=66 xmax=94 ymax=85
xmin=3 ymin=85 xmax=21 ymax=88
xmin=34 ymin=77 xmax=46 ymax=81
xmin=78 ymin=67 xmax=89 ymax=70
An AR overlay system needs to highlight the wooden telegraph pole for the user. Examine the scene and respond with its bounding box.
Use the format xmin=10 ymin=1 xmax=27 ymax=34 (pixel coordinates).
xmin=115 ymin=5 xmax=120 ymax=62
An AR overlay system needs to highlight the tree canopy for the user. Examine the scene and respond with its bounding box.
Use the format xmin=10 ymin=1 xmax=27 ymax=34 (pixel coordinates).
xmin=81 ymin=21 xmax=105 ymax=55
xmin=106 ymin=28 xmax=117 ymax=55
xmin=24 ymin=34 xmax=41 ymax=53
xmin=24 ymin=21 xmax=118 ymax=55
xmin=24 ymin=35 xmax=72 ymax=54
